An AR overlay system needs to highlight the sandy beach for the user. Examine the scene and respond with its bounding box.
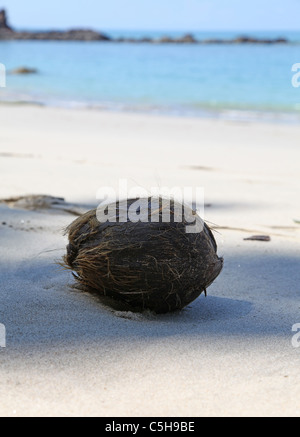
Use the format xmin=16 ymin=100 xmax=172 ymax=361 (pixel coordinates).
xmin=0 ymin=105 xmax=300 ymax=417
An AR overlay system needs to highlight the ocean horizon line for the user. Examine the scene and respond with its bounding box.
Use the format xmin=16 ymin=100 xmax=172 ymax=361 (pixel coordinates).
xmin=14 ymin=28 xmax=299 ymax=33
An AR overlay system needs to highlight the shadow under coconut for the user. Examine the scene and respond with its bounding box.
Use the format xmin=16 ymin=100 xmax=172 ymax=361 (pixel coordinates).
xmin=159 ymin=295 xmax=252 ymax=324
xmin=84 ymin=284 xmax=252 ymax=325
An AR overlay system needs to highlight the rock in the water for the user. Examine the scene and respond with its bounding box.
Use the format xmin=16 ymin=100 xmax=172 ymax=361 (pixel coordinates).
xmin=232 ymin=36 xmax=288 ymax=44
xmin=176 ymin=34 xmax=197 ymax=43
xmin=274 ymin=38 xmax=288 ymax=44
xmin=0 ymin=8 xmax=14 ymax=38
xmin=0 ymin=8 xmax=111 ymax=41
xmin=10 ymin=67 xmax=38 ymax=75
xmin=156 ymin=36 xmax=176 ymax=44
xmin=62 ymin=198 xmax=223 ymax=313
xmin=0 ymin=9 xmax=289 ymax=45
xmin=0 ymin=9 xmax=12 ymax=30
xmin=3 ymin=29 xmax=111 ymax=41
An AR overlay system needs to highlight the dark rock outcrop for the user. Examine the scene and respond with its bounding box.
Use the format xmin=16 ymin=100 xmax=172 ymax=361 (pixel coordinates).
xmin=138 ymin=37 xmax=152 ymax=43
xmin=176 ymin=34 xmax=197 ymax=43
xmin=156 ymin=36 xmax=176 ymax=44
xmin=10 ymin=67 xmax=38 ymax=75
xmin=0 ymin=29 xmax=110 ymax=41
xmin=202 ymin=39 xmax=225 ymax=44
xmin=0 ymin=9 xmax=12 ymax=30
xmin=0 ymin=9 xmax=290 ymax=45
xmin=0 ymin=8 xmax=110 ymax=41
xmin=201 ymin=36 xmax=288 ymax=45
xmin=273 ymin=38 xmax=288 ymax=44
xmin=155 ymin=34 xmax=197 ymax=44
xmin=232 ymin=36 xmax=288 ymax=44
xmin=0 ymin=8 xmax=14 ymax=38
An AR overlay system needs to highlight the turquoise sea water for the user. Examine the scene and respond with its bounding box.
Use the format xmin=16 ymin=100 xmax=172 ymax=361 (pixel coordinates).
xmin=1 ymin=31 xmax=300 ymax=121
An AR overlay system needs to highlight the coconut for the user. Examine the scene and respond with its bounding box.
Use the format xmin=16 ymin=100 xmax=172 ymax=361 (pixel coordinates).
xmin=62 ymin=197 xmax=223 ymax=313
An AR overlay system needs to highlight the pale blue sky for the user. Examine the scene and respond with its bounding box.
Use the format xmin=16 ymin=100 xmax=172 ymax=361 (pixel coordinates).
xmin=2 ymin=0 xmax=300 ymax=31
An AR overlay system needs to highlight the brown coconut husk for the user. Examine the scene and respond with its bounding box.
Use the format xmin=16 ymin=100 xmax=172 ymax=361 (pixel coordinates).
xmin=62 ymin=197 xmax=223 ymax=313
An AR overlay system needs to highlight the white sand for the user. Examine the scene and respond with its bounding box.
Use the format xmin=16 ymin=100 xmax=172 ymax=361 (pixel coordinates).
xmin=0 ymin=105 xmax=300 ymax=417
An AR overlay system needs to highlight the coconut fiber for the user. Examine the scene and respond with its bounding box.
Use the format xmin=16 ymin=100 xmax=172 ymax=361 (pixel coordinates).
xmin=62 ymin=197 xmax=223 ymax=313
